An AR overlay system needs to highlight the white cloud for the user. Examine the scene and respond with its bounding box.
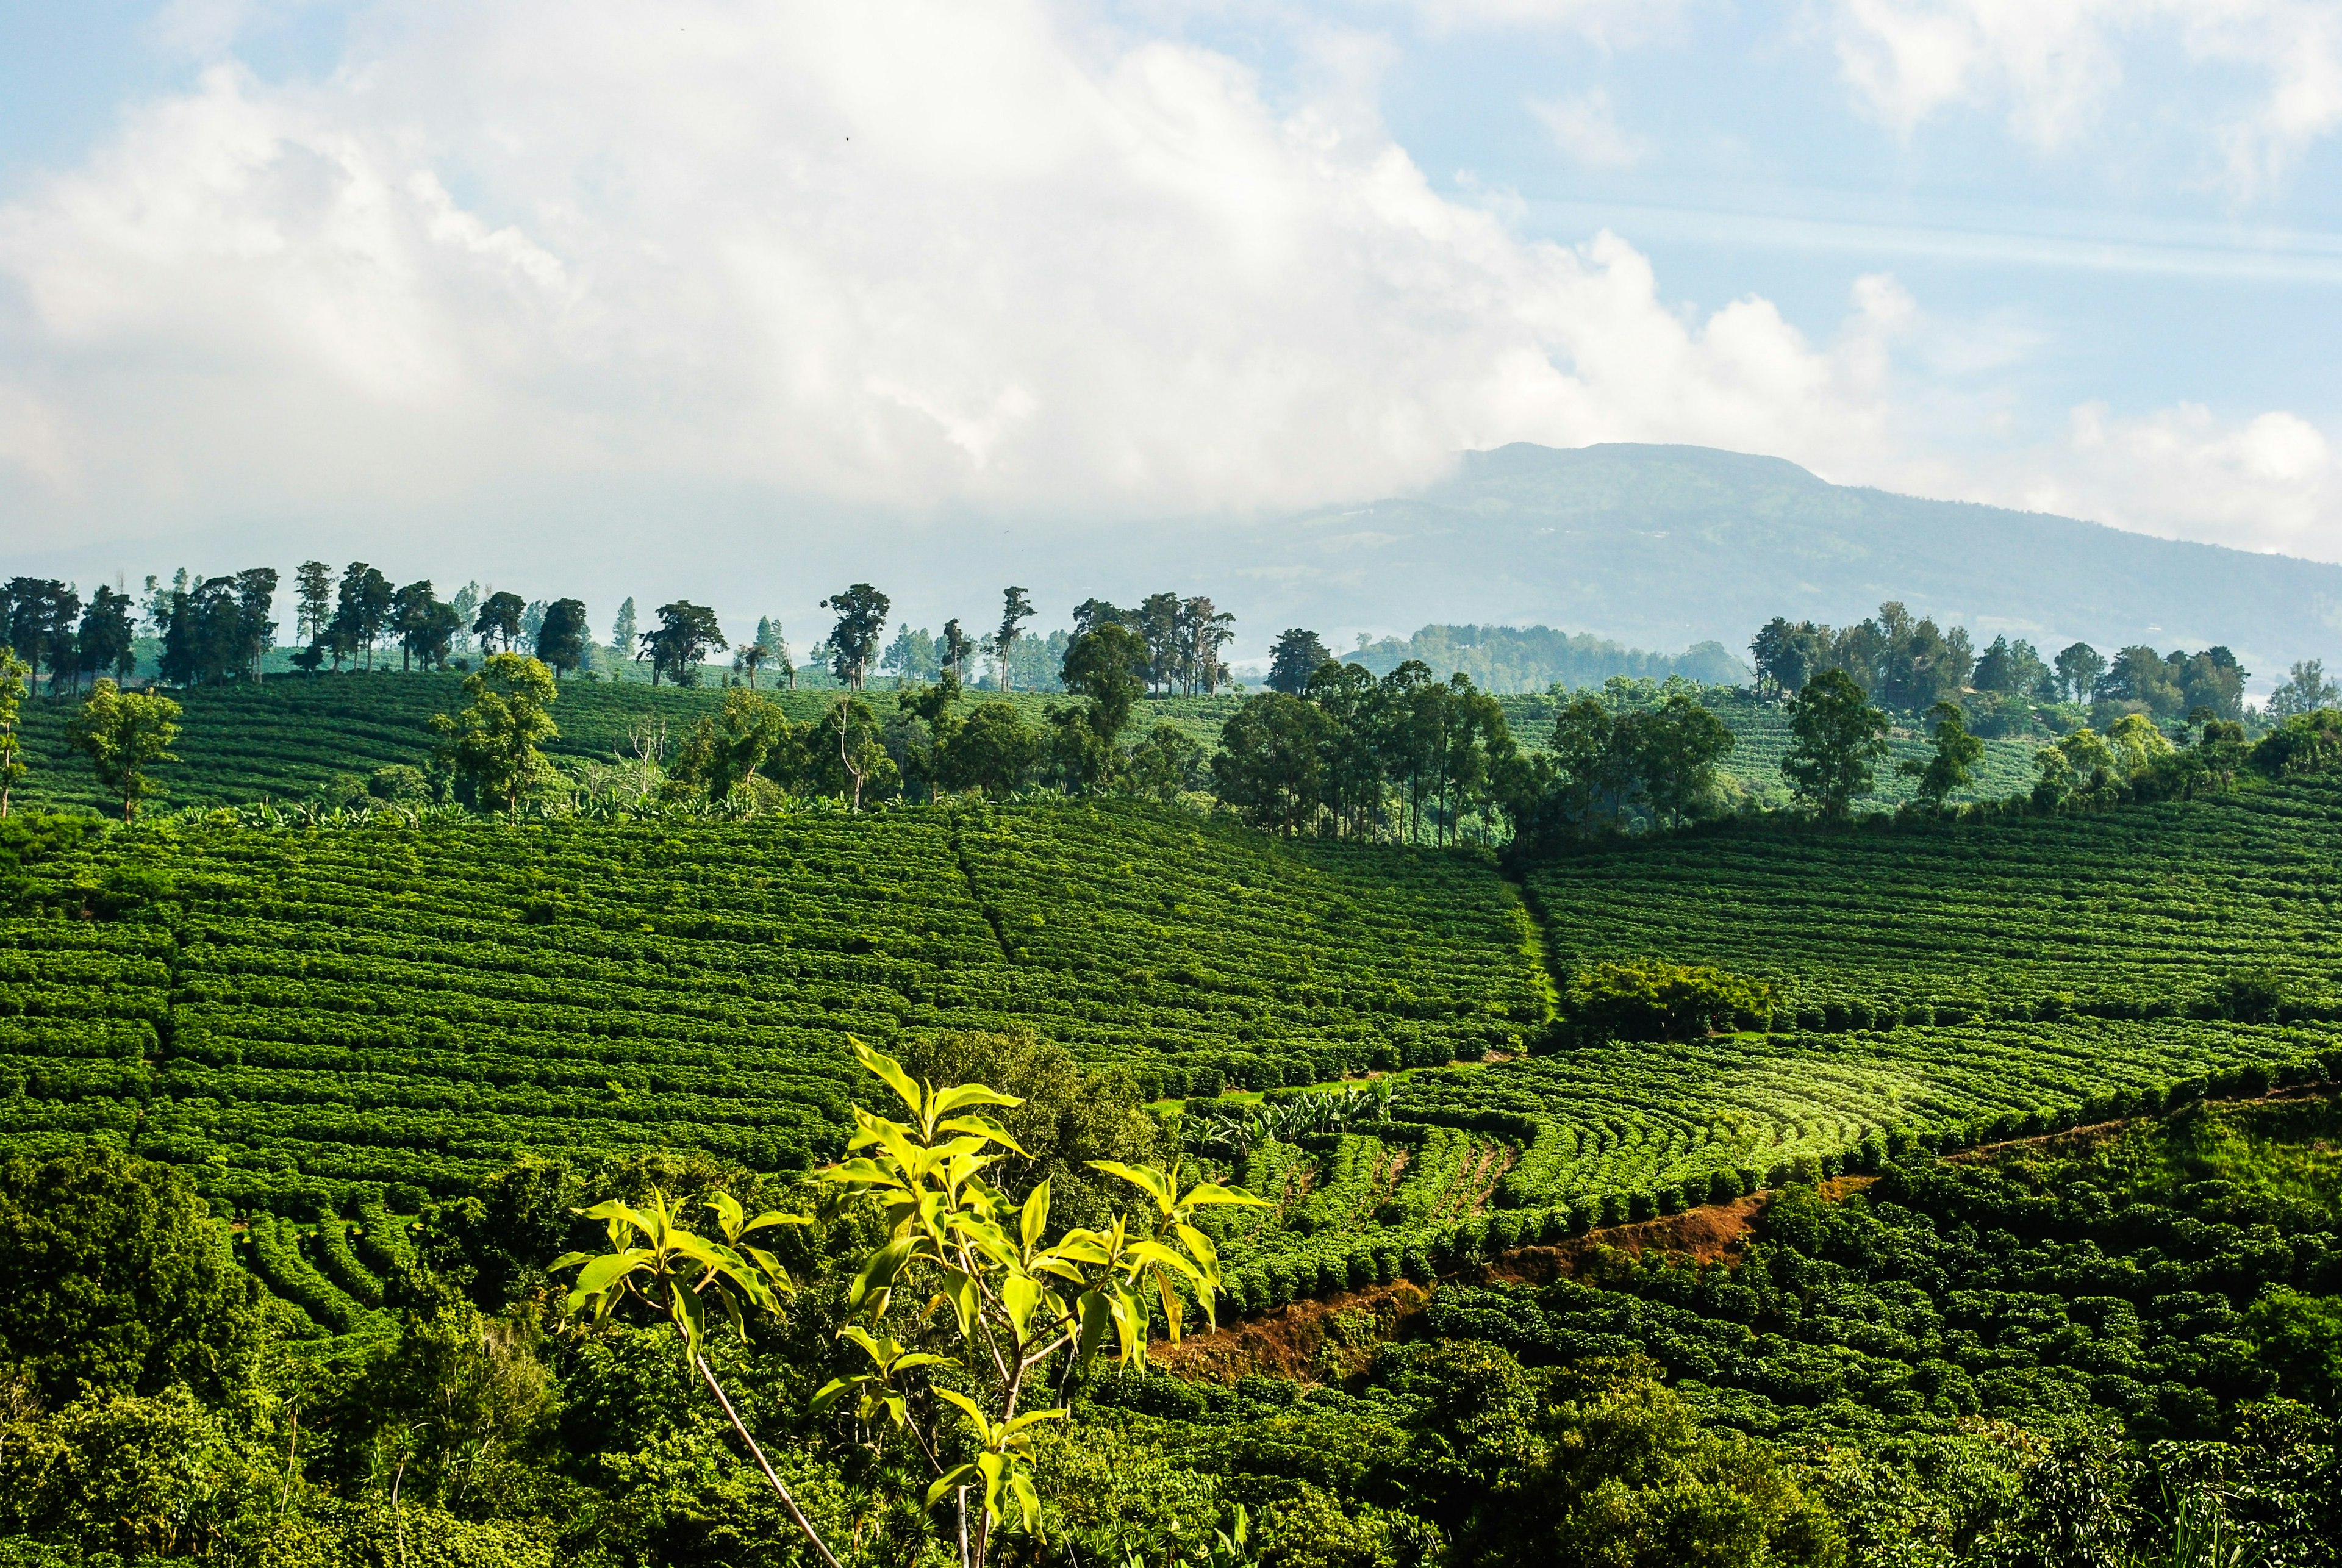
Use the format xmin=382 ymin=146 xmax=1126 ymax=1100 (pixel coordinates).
xmin=1377 ymin=0 xmax=1685 ymax=41
xmin=1828 ymin=0 xmax=2342 ymax=193
xmin=2003 ymin=401 xmax=2340 ymax=554
xmin=0 ymin=0 xmax=1907 ymax=540
xmin=1528 ymin=88 xmax=1653 ymax=167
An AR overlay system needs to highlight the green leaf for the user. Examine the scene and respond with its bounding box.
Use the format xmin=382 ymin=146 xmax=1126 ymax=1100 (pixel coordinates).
xmin=930 ymin=1082 xmax=1024 ymax=1117
xmin=848 ymin=1237 xmax=915 ymax=1311
xmin=851 ymin=1037 xmax=926 ymax=1119
xmin=570 ymin=1248 xmax=649 ymax=1301
xmin=934 ymin=1386 xmax=989 ymax=1437
xmin=1020 ymin=1182 xmax=1050 ymax=1251
xmin=706 ymin=1190 xmax=747 ymax=1240
xmin=925 ymin=1466 xmax=975 ymax=1511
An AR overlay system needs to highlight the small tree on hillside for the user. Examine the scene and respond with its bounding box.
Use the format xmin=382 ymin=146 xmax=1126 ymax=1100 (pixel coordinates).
xmin=0 ymin=650 xmax=29 ymax=817
xmin=1899 ymin=700 xmax=1985 ymax=808
xmin=335 ymin=564 xmax=394 ymax=669
xmin=2053 ymin=642 xmax=2106 ymax=706
xmin=1780 ymin=668 xmax=1888 ymax=821
xmin=822 ymin=584 xmax=892 ymax=690
xmin=640 ymin=601 xmax=727 ymax=688
xmin=390 ymin=581 xmax=438 ymax=673
xmin=67 ymin=679 xmax=182 ymax=820
xmin=472 ymin=590 xmax=526 ymax=656
xmin=295 ymin=560 xmax=335 ymax=643
xmin=1265 ymin=628 xmax=1329 ymax=695
xmin=607 ymin=597 xmax=638 ymax=666
xmin=941 ymin=619 xmax=975 ymax=686
xmin=431 ymin=653 xmax=559 ymax=811
xmin=989 ymin=587 xmax=1034 ymax=694
xmin=535 ymin=598 xmax=590 ymax=678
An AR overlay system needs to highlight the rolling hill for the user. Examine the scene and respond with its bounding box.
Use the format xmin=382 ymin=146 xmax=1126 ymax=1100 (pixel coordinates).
xmin=1208 ymin=442 xmax=2342 ymax=679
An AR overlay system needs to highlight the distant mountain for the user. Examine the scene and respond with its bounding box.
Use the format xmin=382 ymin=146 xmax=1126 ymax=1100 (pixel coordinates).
xmin=1212 ymin=443 xmax=2342 ymax=684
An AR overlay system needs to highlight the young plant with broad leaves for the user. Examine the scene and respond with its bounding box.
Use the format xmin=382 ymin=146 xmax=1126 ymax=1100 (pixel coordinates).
xmin=551 ymin=1189 xmax=843 ymax=1568
xmin=816 ymin=1039 xmax=1264 ymax=1567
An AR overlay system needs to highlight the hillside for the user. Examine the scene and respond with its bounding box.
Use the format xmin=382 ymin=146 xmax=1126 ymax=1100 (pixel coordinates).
xmin=1208 ymin=442 xmax=2342 ymax=676
xmin=9 ymin=785 xmax=2341 ymax=1274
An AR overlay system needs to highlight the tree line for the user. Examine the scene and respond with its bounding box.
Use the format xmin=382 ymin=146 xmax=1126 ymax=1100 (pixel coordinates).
xmin=4 ymin=564 xmax=1246 ymax=706
xmin=1749 ymin=601 xmax=2250 ymax=722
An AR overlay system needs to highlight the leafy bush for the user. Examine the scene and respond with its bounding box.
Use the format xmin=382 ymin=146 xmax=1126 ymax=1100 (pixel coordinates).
xmin=1564 ymin=959 xmax=1777 ymax=1042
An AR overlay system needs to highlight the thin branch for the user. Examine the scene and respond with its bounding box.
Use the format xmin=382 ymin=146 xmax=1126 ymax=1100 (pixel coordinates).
xmin=695 ymin=1353 xmax=845 ymax=1568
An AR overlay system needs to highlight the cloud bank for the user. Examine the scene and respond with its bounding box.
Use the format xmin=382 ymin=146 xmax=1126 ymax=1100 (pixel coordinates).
xmin=0 ymin=0 xmax=2334 ymax=584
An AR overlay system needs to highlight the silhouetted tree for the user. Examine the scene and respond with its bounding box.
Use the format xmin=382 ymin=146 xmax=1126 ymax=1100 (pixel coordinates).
xmin=1266 ymin=628 xmax=1329 ymax=696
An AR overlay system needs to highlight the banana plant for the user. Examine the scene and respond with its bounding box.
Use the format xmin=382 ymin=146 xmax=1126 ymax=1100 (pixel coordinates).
xmin=817 ymin=1037 xmax=1266 ymax=1567
xmin=551 ymin=1189 xmax=842 ymax=1568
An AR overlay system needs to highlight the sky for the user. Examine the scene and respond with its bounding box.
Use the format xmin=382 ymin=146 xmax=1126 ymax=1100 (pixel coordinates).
xmin=2 ymin=0 xmax=2341 ymax=654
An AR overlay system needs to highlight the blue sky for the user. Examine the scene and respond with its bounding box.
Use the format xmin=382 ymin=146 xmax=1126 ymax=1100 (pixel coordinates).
xmin=2 ymin=0 xmax=2340 ymax=647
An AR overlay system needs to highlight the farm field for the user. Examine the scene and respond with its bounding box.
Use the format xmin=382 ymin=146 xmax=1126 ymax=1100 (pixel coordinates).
xmin=13 ymin=669 xmax=2040 ymax=817
xmin=1524 ymin=778 xmax=2342 ymax=1025
xmin=0 ymin=801 xmax=1541 ymax=1213
xmin=9 ymin=785 xmax=2342 ymax=1314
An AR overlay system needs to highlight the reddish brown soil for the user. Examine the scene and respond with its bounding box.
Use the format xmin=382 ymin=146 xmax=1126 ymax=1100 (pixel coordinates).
xmin=1160 ymin=1195 xmax=1782 ymax=1380
xmin=1158 ymin=1281 xmax=1433 ymax=1384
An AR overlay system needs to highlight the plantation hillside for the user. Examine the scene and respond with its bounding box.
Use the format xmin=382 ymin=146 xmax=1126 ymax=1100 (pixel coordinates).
xmin=9 ymin=783 xmax=2342 ymax=1324
xmin=7 ymin=670 xmax=2040 ymax=815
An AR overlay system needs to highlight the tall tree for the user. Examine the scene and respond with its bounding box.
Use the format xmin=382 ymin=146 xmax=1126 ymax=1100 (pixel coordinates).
xmin=232 ymin=568 xmax=277 ymax=681
xmin=1265 ymin=628 xmax=1330 ymax=696
xmin=608 ymin=596 xmax=638 ymax=665
xmin=335 ymin=564 xmax=394 ymax=670
xmin=66 ymin=679 xmax=181 ymax=820
xmin=824 ymin=695 xmax=895 ymax=809
xmin=7 ymin=579 xmax=79 ymax=694
xmin=451 ymin=582 xmax=482 ymax=651
xmin=940 ymin=618 xmax=975 ymax=686
xmin=640 ymin=601 xmax=726 ymax=687
xmin=822 ymin=583 xmax=891 ymax=690
xmin=74 ymin=587 xmax=137 ymax=690
xmin=390 ymin=581 xmax=439 ymax=674
xmin=990 ymin=587 xmax=1035 ymax=693
xmin=295 ymin=560 xmax=334 ymax=642
xmin=1545 ymin=693 xmax=1640 ymax=837
xmin=2054 ymin=642 xmax=2105 ymax=705
xmin=937 ymin=701 xmax=1041 ymax=801
xmin=535 ymin=597 xmax=590 ymax=678
xmin=1136 ymin=592 xmax=1183 ymax=695
xmin=1178 ymin=596 xmax=1235 ymax=695
xmin=1780 ymin=668 xmax=1889 ymax=821
xmin=1059 ymin=622 xmax=1148 ymax=746
xmin=1210 ymin=693 xmax=1325 ymax=834
xmin=1899 ymin=700 xmax=1985 ymax=807
xmin=734 ymin=642 xmax=769 ymax=689
xmin=1636 ymin=687 xmax=1737 ymax=829
xmin=2270 ymin=659 xmax=2341 ymax=718
xmin=471 ymin=590 xmax=526 ymax=656
xmin=0 ymin=650 xmax=27 ymax=817
xmin=431 ymin=653 xmax=560 ymax=811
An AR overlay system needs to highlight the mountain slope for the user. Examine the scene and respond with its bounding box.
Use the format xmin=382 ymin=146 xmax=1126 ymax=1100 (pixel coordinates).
xmin=1219 ymin=443 xmax=2342 ymax=678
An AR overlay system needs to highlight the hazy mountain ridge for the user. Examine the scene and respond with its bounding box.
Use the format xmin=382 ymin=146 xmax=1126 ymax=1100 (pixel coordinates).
xmin=1219 ymin=443 xmax=2342 ymax=681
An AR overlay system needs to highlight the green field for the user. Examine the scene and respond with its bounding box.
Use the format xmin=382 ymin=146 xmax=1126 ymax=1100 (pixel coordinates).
xmin=9 ymin=779 xmax=2340 ymax=1300
xmin=14 ymin=670 xmax=2040 ymax=818
xmin=0 ymin=803 xmax=1542 ymax=1212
